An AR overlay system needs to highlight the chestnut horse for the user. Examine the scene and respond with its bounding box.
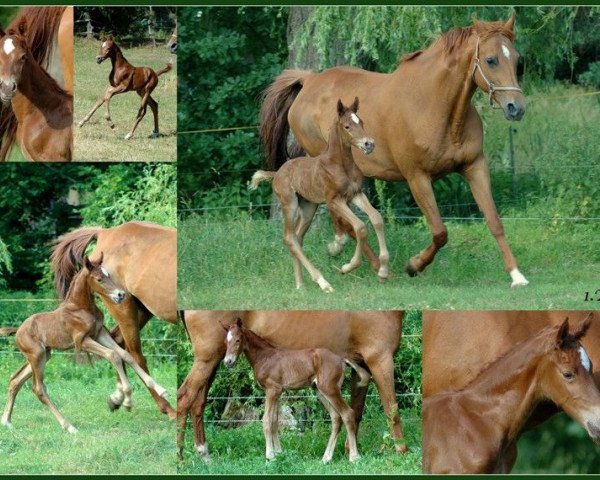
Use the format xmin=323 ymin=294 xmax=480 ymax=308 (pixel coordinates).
xmin=223 ymin=319 xmax=369 ymax=462
xmin=1 ymin=255 xmax=167 ymax=433
xmin=423 ymin=310 xmax=600 ymax=472
xmin=250 ymin=98 xmax=388 ymax=292
xmin=260 ymin=14 xmax=528 ymax=288
xmin=0 ymin=7 xmax=73 ymax=161
xmin=423 ymin=317 xmax=600 ymax=473
xmin=177 ymin=310 xmax=407 ymax=461
xmin=78 ymin=35 xmax=173 ymax=140
xmin=51 ymin=221 xmax=177 ymax=419
xmin=167 ymin=27 xmax=177 ymax=54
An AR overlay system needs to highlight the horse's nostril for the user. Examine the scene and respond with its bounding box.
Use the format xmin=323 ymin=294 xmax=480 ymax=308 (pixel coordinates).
xmin=11 ymin=83 xmax=16 ymax=92
xmin=507 ymin=103 xmax=517 ymax=114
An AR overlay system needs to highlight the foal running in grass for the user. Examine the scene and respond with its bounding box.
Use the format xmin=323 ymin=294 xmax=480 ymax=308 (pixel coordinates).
xmin=423 ymin=317 xmax=600 ymax=474
xmin=78 ymin=34 xmax=172 ymax=140
xmin=250 ymin=98 xmax=389 ymax=293
xmin=223 ymin=319 xmax=370 ymax=463
xmin=0 ymin=254 xmax=168 ymax=433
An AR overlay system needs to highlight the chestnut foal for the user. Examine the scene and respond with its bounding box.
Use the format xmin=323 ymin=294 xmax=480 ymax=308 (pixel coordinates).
xmin=1 ymin=254 xmax=168 ymax=433
xmin=223 ymin=319 xmax=370 ymax=463
xmin=78 ymin=34 xmax=172 ymax=140
xmin=250 ymin=97 xmax=389 ymax=293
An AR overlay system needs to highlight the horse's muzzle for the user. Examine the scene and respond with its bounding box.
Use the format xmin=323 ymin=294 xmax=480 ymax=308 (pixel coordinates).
xmin=357 ymin=138 xmax=375 ymax=155
xmin=170 ymin=43 xmax=177 ymax=54
xmin=0 ymin=81 xmax=17 ymax=104
xmin=96 ymin=56 xmax=106 ymax=64
xmin=110 ymin=290 xmax=126 ymax=304
xmin=223 ymin=355 xmax=237 ymax=368
xmin=587 ymin=421 xmax=600 ymax=445
xmin=503 ymin=100 xmax=525 ymax=121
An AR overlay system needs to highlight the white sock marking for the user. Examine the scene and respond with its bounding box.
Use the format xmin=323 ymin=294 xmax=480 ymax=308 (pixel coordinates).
xmin=3 ymin=38 xmax=15 ymax=55
xmin=509 ymin=268 xmax=529 ymax=287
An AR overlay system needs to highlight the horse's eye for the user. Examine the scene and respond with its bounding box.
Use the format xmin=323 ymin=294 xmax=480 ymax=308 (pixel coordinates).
xmin=486 ymin=56 xmax=498 ymax=67
xmin=562 ymin=371 xmax=575 ymax=380
xmin=20 ymin=54 xmax=25 ymax=61
xmin=344 ymin=125 xmax=350 ymax=130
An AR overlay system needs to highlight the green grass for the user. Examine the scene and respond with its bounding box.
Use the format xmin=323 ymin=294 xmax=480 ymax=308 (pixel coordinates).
xmin=178 ymin=213 xmax=600 ymax=310
xmin=0 ymin=354 xmax=176 ymax=474
xmin=73 ymin=37 xmax=177 ymax=162
xmin=178 ymin=407 xmax=421 ymax=474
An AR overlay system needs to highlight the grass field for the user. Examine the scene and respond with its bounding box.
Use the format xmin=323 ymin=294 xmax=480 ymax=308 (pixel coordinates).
xmin=178 ymin=407 xmax=421 ymax=474
xmin=73 ymin=37 xmax=177 ymax=162
xmin=178 ymin=213 xmax=600 ymax=310
xmin=0 ymin=353 xmax=176 ymax=474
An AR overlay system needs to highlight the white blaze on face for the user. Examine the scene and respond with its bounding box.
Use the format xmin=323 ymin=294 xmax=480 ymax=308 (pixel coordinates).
xmin=102 ymin=41 xmax=108 ymax=49
xmin=579 ymin=345 xmax=592 ymax=373
xmin=501 ymin=44 xmax=511 ymax=60
xmin=350 ymin=113 xmax=360 ymax=124
xmin=3 ymin=38 xmax=15 ymax=55
xmin=100 ymin=266 xmax=110 ymax=277
xmin=226 ymin=330 xmax=233 ymax=343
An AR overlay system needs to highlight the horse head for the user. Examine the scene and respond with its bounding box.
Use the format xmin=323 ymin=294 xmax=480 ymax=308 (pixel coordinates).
xmin=471 ymin=13 xmax=525 ymax=121
xmin=0 ymin=18 xmax=29 ymax=104
xmin=96 ymin=34 xmax=115 ymax=64
xmin=542 ymin=316 xmax=600 ymax=446
xmin=223 ymin=318 xmax=244 ymax=368
xmin=336 ymin=97 xmax=375 ymax=155
xmin=83 ymin=252 xmax=126 ymax=305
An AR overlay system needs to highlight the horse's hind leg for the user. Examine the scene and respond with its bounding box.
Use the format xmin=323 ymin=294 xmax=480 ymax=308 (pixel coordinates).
xmin=405 ymin=173 xmax=447 ymax=277
xmin=316 ymin=390 xmax=343 ymax=463
xmin=351 ymin=192 xmax=390 ymax=281
xmin=1 ymin=362 xmax=33 ymax=427
xmin=327 ymin=213 xmax=381 ymax=273
xmin=292 ymin=198 xmax=318 ymax=289
xmin=125 ymin=89 xmax=151 ymax=140
xmin=327 ymin=198 xmax=368 ymax=275
xmin=147 ymin=96 xmax=159 ymax=138
xmin=29 ymin=350 xmax=77 ymax=433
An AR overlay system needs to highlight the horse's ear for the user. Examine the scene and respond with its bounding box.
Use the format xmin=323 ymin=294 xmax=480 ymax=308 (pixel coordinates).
xmin=97 ymin=251 xmax=104 ymax=265
xmin=83 ymin=255 xmax=93 ymax=271
xmin=337 ymin=99 xmax=345 ymax=117
xmin=17 ymin=18 xmax=27 ymax=37
xmin=0 ymin=26 xmax=5 ymax=38
xmin=351 ymin=96 xmax=359 ymax=113
xmin=100 ymin=33 xmax=106 ymax=41
xmin=108 ymin=33 xmax=114 ymax=41
xmin=556 ymin=318 xmax=570 ymax=347
xmin=505 ymin=11 xmax=516 ymax=32
xmin=573 ymin=313 xmax=592 ymax=341
xmin=236 ymin=317 xmax=243 ymax=328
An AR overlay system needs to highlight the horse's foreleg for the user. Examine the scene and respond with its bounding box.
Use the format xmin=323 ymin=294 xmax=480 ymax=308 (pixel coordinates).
xmin=351 ymin=192 xmax=390 ymax=281
xmin=2 ymin=362 xmax=33 ymax=427
xmin=78 ymin=86 xmax=120 ymax=128
xmin=463 ymin=157 xmax=528 ymax=287
xmin=327 ymin=198 xmax=368 ymax=275
xmin=405 ymin=173 xmax=448 ymax=276
xmin=263 ymin=388 xmax=281 ymax=460
xmin=316 ymin=390 xmax=343 ymax=463
xmin=365 ymin=352 xmax=407 ymax=454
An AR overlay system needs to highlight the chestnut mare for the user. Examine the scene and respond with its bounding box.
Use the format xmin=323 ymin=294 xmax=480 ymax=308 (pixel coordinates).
xmin=260 ymin=14 xmax=528 ymax=288
xmin=177 ymin=310 xmax=407 ymax=461
xmin=423 ymin=310 xmax=600 ymax=472
xmin=423 ymin=317 xmax=600 ymax=473
xmin=223 ymin=319 xmax=369 ymax=462
xmin=0 ymin=255 xmax=167 ymax=433
xmin=78 ymin=35 xmax=173 ymax=140
xmin=0 ymin=9 xmax=72 ymax=161
xmin=51 ymin=221 xmax=177 ymax=419
xmin=251 ymin=98 xmax=388 ymax=292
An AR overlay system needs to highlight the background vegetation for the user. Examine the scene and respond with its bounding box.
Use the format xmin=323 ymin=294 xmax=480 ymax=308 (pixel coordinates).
xmin=178 ymin=310 xmax=421 ymax=474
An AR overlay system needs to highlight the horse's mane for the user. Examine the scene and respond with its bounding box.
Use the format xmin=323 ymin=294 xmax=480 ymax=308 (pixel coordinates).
xmin=242 ymin=326 xmax=278 ymax=350
xmin=0 ymin=6 xmax=66 ymax=161
xmin=63 ymin=267 xmax=87 ymax=301
xmin=400 ymin=20 xmax=516 ymax=65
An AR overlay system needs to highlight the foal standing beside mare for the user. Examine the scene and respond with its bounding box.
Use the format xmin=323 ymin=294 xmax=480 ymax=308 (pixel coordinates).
xmin=0 ymin=255 xmax=168 ymax=433
xmin=78 ymin=34 xmax=172 ymax=140
xmin=423 ymin=318 xmax=600 ymax=473
xmin=0 ymin=18 xmax=72 ymax=161
xmin=223 ymin=319 xmax=370 ymax=463
xmin=251 ymin=98 xmax=389 ymax=293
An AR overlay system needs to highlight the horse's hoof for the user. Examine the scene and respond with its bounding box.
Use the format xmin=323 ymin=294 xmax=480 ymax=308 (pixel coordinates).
xmin=67 ymin=425 xmax=78 ymax=434
xmin=124 ymin=405 xmax=132 ymax=412
xmin=340 ymin=263 xmax=355 ymax=274
xmin=349 ymin=454 xmax=361 ymax=463
xmin=107 ymin=397 xmax=121 ymax=412
xmin=155 ymin=385 xmax=168 ymax=398
xmin=510 ymin=268 xmax=529 ymax=288
xmin=1 ymin=419 xmax=12 ymax=429
xmin=148 ymin=131 xmax=159 ymax=139
xmin=404 ymin=263 xmax=419 ymax=277
xmin=77 ymin=121 xmax=85 ymax=128
xmin=395 ymin=443 xmax=409 ymax=454
xmin=196 ymin=443 xmax=211 ymax=463
xmin=322 ymin=456 xmax=332 ymax=464
xmin=124 ymin=133 xmax=133 ymax=140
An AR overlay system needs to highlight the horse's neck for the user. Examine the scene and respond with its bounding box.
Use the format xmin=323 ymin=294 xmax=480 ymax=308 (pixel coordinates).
xmin=324 ymin=122 xmax=354 ymax=170
xmin=397 ymin=36 xmax=477 ymax=143
xmin=465 ymin=336 xmax=549 ymax=440
xmin=242 ymin=329 xmax=277 ymax=369
xmin=111 ymin=47 xmax=130 ymax=69
xmin=12 ymin=57 xmax=66 ymax=118
xmin=65 ymin=271 xmax=98 ymax=313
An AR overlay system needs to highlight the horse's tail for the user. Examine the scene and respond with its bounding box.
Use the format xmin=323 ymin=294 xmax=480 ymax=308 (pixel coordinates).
xmin=51 ymin=226 xmax=103 ymax=299
xmin=259 ymin=69 xmax=312 ymax=171
xmin=0 ymin=7 xmax=66 ymax=161
xmin=156 ymin=60 xmax=173 ymax=77
xmin=248 ymin=170 xmax=276 ymax=190
xmin=345 ymin=359 xmax=372 ymax=388
xmin=0 ymin=327 xmax=18 ymax=336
